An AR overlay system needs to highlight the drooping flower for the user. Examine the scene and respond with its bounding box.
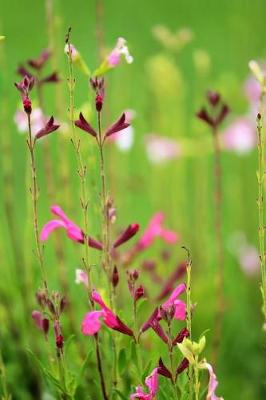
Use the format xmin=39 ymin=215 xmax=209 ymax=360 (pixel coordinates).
xmin=222 ymin=117 xmax=256 ymax=154
xmin=40 ymin=205 xmax=103 ymax=250
xmin=144 ymin=134 xmax=181 ymax=164
xmin=75 ymin=269 xmax=89 ymax=287
xmin=200 ymin=362 xmax=224 ymax=400
xmin=81 ymin=290 xmax=133 ymax=337
xmin=108 ymin=37 xmax=133 ymax=67
xmin=137 ymin=212 xmax=178 ymax=250
xmin=130 ymin=368 xmax=158 ymax=400
xmin=34 ymin=116 xmax=60 ymax=142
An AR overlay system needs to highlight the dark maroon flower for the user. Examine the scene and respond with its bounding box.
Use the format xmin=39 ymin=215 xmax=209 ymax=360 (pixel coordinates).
xmin=75 ymin=112 xmax=97 ymax=137
xmin=207 ymin=91 xmax=220 ymax=107
xmin=15 ymin=75 xmax=35 ymax=94
xmin=56 ymin=334 xmax=64 ymax=349
xmin=40 ymin=72 xmax=60 ymax=85
xmin=32 ymin=311 xmax=50 ymax=338
xmin=134 ymin=285 xmax=145 ymax=302
xmin=17 ymin=65 xmax=33 ymax=79
xmin=176 ymin=358 xmax=189 ymax=376
xmin=34 ymin=116 xmax=60 ymax=141
xmin=90 ymin=77 xmax=105 ymax=112
xmin=196 ymin=91 xmax=230 ymax=129
xmin=28 ymin=49 xmax=51 ymax=70
xmin=113 ymin=223 xmax=139 ymax=248
xmin=172 ymin=327 xmax=190 ymax=345
xmin=196 ymin=108 xmax=213 ymax=127
xmin=141 ymin=307 xmax=160 ymax=333
xmin=112 ymin=266 xmax=119 ymax=287
xmin=88 ymin=236 xmax=103 ymax=250
xmin=215 ymin=104 xmax=230 ymax=126
xmin=104 ymin=113 xmax=130 ymax=139
xmin=158 ymin=358 xmax=172 ymax=380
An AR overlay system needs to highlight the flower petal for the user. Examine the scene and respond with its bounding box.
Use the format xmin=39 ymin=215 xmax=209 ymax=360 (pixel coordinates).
xmin=40 ymin=220 xmax=66 ymax=241
xmin=81 ymin=310 xmax=104 ymax=335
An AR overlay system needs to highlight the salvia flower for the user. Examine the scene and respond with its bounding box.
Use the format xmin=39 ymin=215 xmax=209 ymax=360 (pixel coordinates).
xmin=144 ymin=134 xmax=181 ymax=164
xmin=81 ymin=290 xmax=133 ymax=337
xmin=32 ymin=310 xmax=49 ymax=338
xmin=130 ymin=368 xmax=158 ymax=400
xmin=157 ymin=358 xmax=172 ymax=380
xmin=222 ymin=117 xmax=256 ymax=154
xmin=108 ymin=37 xmax=133 ymax=67
xmin=200 ymin=362 xmax=224 ymax=400
xmin=137 ymin=212 xmax=178 ymax=251
xmin=34 ymin=116 xmax=60 ymax=142
xmin=196 ymin=91 xmax=230 ymax=129
xmin=40 ymin=205 xmax=103 ymax=250
xmin=74 ymin=112 xmax=97 ymax=137
xmin=160 ymin=283 xmax=186 ymax=321
xmin=28 ymin=49 xmax=51 ymax=70
xmin=90 ymin=77 xmax=105 ymax=112
xmin=15 ymin=75 xmax=35 ymax=114
xmin=75 ymin=269 xmax=89 ymax=287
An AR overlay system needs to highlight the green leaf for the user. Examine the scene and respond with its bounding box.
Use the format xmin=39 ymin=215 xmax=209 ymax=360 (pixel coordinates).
xmin=112 ymin=389 xmax=128 ymax=400
xmin=118 ymin=348 xmax=127 ymax=375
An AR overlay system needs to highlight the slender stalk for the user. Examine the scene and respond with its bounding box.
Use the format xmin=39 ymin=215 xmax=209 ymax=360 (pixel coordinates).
xmin=95 ymin=335 xmax=109 ymax=400
xmin=0 ymin=350 xmax=11 ymax=400
xmin=26 ymin=114 xmax=48 ymax=292
xmin=183 ymin=247 xmax=193 ymax=400
xmin=66 ymin=33 xmax=92 ymax=297
xmin=212 ymin=129 xmax=224 ymax=363
xmin=194 ymin=358 xmax=200 ymax=400
xmin=256 ymin=94 xmax=266 ymax=324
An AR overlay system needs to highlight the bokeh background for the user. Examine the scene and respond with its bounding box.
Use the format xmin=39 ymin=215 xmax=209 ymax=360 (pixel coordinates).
xmin=0 ymin=0 xmax=266 ymax=399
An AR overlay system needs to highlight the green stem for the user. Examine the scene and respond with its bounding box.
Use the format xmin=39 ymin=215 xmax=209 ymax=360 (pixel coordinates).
xmin=0 ymin=350 xmax=11 ymax=400
xmin=184 ymin=247 xmax=193 ymax=400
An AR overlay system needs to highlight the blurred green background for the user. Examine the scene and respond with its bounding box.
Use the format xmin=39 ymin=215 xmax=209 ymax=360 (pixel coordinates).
xmin=0 ymin=0 xmax=266 ymax=399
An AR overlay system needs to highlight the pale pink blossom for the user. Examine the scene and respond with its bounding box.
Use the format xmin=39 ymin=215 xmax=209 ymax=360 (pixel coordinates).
xmin=228 ymin=232 xmax=259 ymax=276
xmin=130 ymin=368 xmax=158 ymax=400
xmin=144 ymin=134 xmax=181 ymax=164
xmin=222 ymin=117 xmax=256 ymax=154
xmin=161 ymin=283 xmax=186 ymax=320
xmin=202 ymin=362 xmax=224 ymax=400
xmin=108 ymin=37 xmax=133 ymax=67
xmin=75 ymin=269 xmax=88 ymax=287
xmin=137 ymin=212 xmax=178 ymax=250
xmin=14 ymin=108 xmax=44 ymax=136
xmin=81 ymin=290 xmax=133 ymax=337
xmin=64 ymin=43 xmax=79 ymax=61
xmin=244 ymin=77 xmax=260 ymax=104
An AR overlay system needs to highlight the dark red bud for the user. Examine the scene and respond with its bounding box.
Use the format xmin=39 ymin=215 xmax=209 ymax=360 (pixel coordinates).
xmin=96 ymin=94 xmax=103 ymax=112
xmin=47 ymin=299 xmax=56 ymax=315
xmin=134 ymin=285 xmax=144 ymax=302
xmin=75 ymin=112 xmax=97 ymax=137
xmin=176 ymin=358 xmax=189 ymax=376
xmin=112 ymin=266 xmax=119 ymax=288
xmin=207 ymin=91 xmax=220 ymax=107
xmin=56 ymin=334 xmax=64 ymax=349
xmin=113 ymin=223 xmax=139 ymax=248
xmin=88 ymin=236 xmax=103 ymax=250
xmin=42 ymin=318 xmax=50 ymax=336
xmin=172 ymin=327 xmax=190 ymax=345
xmin=23 ymin=97 xmax=32 ymax=114
xmin=158 ymin=358 xmax=172 ymax=380
xmin=60 ymin=297 xmax=67 ymax=313
xmin=104 ymin=113 xmax=130 ymax=139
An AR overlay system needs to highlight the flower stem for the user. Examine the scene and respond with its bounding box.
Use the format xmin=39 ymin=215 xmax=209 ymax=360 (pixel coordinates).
xmin=95 ymin=335 xmax=109 ymax=400
xmin=66 ymin=32 xmax=92 ymax=298
xmin=257 ymin=94 xmax=266 ymax=325
xmin=26 ymin=113 xmax=48 ymax=292
xmin=212 ymin=129 xmax=225 ymax=363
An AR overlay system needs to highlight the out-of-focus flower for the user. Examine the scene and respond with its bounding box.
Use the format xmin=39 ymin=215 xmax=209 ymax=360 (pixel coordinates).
xmin=75 ymin=269 xmax=89 ymax=287
xmin=156 ymin=261 xmax=187 ymax=301
xmin=40 ymin=205 xmax=103 ymax=250
xmin=130 ymin=368 xmax=158 ymax=400
xmin=244 ymin=77 xmax=260 ymax=105
xmin=227 ymin=232 xmax=259 ymax=276
xmin=64 ymin=42 xmax=90 ymax=76
xmin=32 ymin=310 xmax=49 ymax=337
xmin=64 ymin=43 xmax=80 ymax=61
xmin=144 ymin=134 xmax=181 ymax=164
xmin=108 ymin=110 xmax=136 ymax=151
xmin=137 ymin=212 xmax=178 ymax=250
xmin=28 ymin=49 xmax=50 ymax=70
xmin=107 ymin=37 xmax=133 ymax=66
xmin=15 ymin=75 xmax=35 ymax=114
xmin=152 ymin=25 xmax=193 ymax=52
xmin=196 ymin=91 xmax=230 ymax=129
xmin=222 ymin=117 xmax=256 ymax=154
xmin=200 ymin=362 xmax=224 ymax=400
xmin=14 ymin=108 xmax=44 ymax=136
xmin=81 ymin=290 xmax=133 ymax=337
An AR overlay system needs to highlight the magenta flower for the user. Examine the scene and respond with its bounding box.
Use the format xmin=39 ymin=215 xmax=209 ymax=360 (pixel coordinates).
xmin=40 ymin=205 xmax=103 ymax=250
xmin=81 ymin=290 xmax=133 ymax=337
xmin=202 ymin=362 xmax=224 ymax=400
xmin=137 ymin=213 xmax=178 ymax=251
xmin=160 ymin=283 xmax=186 ymax=320
xmin=130 ymin=368 xmax=158 ymax=400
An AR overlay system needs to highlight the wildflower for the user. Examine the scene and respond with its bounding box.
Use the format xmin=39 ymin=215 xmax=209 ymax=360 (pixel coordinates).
xmin=40 ymin=205 xmax=103 ymax=250
xmin=14 ymin=108 xmax=44 ymax=136
xmin=160 ymin=283 xmax=186 ymax=321
xmin=227 ymin=232 xmax=259 ymax=276
xmin=34 ymin=116 xmax=60 ymax=142
xmin=74 ymin=112 xmax=97 ymax=137
xmin=222 ymin=117 xmax=256 ymax=154
xmin=109 ymin=110 xmax=135 ymax=152
xmin=81 ymin=290 xmax=133 ymax=337
xmin=144 ymin=134 xmax=181 ymax=164
xmin=28 ymin=49 xmax=51 ymax=70
xmin=15 ymin=75 xmax=35 ymax=114
xmin=130 ymin=368 xmax=158 ymax=400
xmin=75 ymin=269 xmax=89 ymax=287
xmin=90 ymin=77 xmax=105 ymax=112
xmin=200 ymin=362 xmax=224 ymax=400
xmin=112 ymin=266 xmax=119 ymax=287
xmin=157 ymin=358 xmax=172 ymax=380
xmin=196 ymin=91 xmax=230 ymax=129
xmin=32 ymin=311 xmax=49 ymax=337
xmin=107 ymin=37 xmax=133 ymax=66
xmin=113 ymin=223 xmax=139 ymax=248
xmin=137 ymin=212 xmax=178 ymax=251
xmin=64 ymin=43 xmax=79 ymax=61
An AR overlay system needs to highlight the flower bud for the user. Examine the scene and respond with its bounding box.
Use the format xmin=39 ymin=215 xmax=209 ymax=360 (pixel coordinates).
xmin=112 ymin=266 xmax=119 ymax=288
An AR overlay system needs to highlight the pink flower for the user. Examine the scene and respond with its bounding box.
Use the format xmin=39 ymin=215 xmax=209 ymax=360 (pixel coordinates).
xmin=32 ymin=310 xmax=49 ymax=337
xmin=108 ymin=110 xmax=136 ymax=152
xmin=244 ymin=77 xmax=260 ymax=104
xmin=130 ymin=368 xmax=158 ymax=400
xmin=81 ymin=290 xmax=133 ymax=337
xmin=75 ymin=269 xmax=88 ymax=287
xmin=144 ymin=134 xmax=181 ymax=164
xmin=64 ymin=43 xmax=79 ymax=61
xmin=40 ymin=205 xmax=103 ymax=250
xmin=222 ymin=118 xmax=256 ymax=154
xmin=137 ymin=213 xmax=178 ymax=250
xmin=161 ymin=283 xmax=186 ymax=320
xmin=202 ymin=362 xmax=224 ymax=400
xmin=107 ymin=37 xmax=133 ymax=67
xmin=14 ymin=108 xmax=44 ymax=136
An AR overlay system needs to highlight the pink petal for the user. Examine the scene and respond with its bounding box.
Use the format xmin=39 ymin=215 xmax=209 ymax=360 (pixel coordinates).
xmin=32 ymin=310 xmax=43 ymax=330
xmin=91 ymin=290 xmax=107 ymax=309
xmin=160 ymin=229 xmax=178 ymax=243
xmin=145 ymin=368 xmax=158 ymax=396
xmin=75 ymin=269 xmax=88 ymax=287
xmin=40 ymin=220 xmax=66 ymax=241
xmin=51 ymin=205 xmax=72 ymax=224
xmin=173 ymin=300 xmax=186 ymax=320
xmin=204 ymin=362 xmax=224 ymax=400
xmin=162 ymin=283 xmax=186 ymax=310
xmin=81 ymin=310 xmax=104 ymax=335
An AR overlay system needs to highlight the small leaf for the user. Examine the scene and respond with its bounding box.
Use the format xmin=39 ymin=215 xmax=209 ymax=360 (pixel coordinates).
xmin=118 ymin=348 xmax=127 ymax=375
